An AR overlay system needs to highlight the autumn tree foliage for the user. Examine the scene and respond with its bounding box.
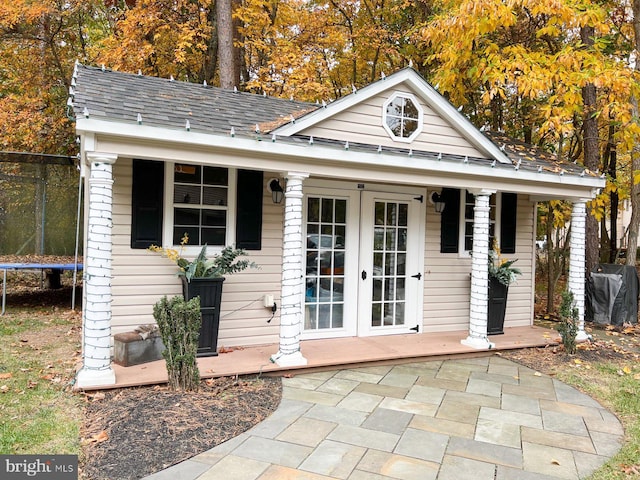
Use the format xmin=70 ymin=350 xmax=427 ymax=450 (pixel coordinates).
xmin=415 ymin=0 xmax=640 ymax=274
xmin=237 ymin=0 xmax=431 ymax=100
xmin=94 ymin=0 xmax=220 ymax=83
xmin=0 ymin=1 xmax=110 ymax=254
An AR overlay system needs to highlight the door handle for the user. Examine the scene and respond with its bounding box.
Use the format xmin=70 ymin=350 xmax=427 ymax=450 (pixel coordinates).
xmin=411 ymin=273 xmax=422 ymax=280
xmin=361 ymin=270 xmax=367 ymax=280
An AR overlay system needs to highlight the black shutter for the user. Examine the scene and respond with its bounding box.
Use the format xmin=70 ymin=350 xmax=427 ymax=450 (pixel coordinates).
xmin=500 ymin=192 xmax=517 ymax=254
xmin=131 ymin=159 xmax=164 ymax=249
xmin=440 ymin=188 xmax=460 ymax=253
xmin=236 ymin=169 xmax=263 ymax=250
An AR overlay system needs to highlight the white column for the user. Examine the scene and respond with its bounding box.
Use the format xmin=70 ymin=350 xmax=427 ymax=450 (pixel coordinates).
xmin=77 ymin=152 xmax=117 ymax=388
xmin=462 ymin=189 xmax=496 ymax=350
xmin=568 ymin=199 xmax=589 ymax=342
xmin=271 ymin=172 xmax=309 ymax=366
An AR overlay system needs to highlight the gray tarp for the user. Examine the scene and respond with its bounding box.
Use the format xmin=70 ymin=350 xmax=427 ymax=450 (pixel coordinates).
xmin=586 ymin=264 xmax=639 ymax=326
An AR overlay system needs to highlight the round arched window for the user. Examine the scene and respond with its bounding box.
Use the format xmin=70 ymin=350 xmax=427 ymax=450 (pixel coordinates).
xmin=382 ymin=93 xmax=423 ymax=142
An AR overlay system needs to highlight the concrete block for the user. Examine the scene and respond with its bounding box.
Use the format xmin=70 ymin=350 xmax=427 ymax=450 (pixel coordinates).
xmin=114 ymin=330 xmax=165 ymax=367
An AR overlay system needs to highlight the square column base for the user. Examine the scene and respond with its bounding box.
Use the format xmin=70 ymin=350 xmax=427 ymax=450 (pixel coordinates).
xmin=76 ymin=367 xmax=116 ymax=389
xmin=271 ymin=350 xmax=308 ymax=367
xmin=461 ymin=336 xmax=495 ymax=350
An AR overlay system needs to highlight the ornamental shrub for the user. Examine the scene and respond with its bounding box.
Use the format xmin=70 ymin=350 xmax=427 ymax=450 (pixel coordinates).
xmin=558 ymin=290 xmax=578 ymax=354
xmin=153 ymin=295 xmax=201 ymax=392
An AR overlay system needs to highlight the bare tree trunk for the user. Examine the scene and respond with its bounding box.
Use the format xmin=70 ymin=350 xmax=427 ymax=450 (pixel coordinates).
xmin=601 ymin=123 xmax=617 ymax=263
xmin=217 ymin=0 xmax=238 ymax=89
xmin=627 ymin=1 xmax=640 ymax=267
xmin=232 ymin=0 xmax=243 ymax=87
xmin=581 ymin=25 xmax=600 ymax=273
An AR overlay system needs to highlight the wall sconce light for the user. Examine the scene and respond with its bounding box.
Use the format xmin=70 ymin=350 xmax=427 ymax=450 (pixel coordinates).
xmin=268 ymin=178 xmax=284 ymax=204
xmin=430 ymin=191 xmax=446 ymax=213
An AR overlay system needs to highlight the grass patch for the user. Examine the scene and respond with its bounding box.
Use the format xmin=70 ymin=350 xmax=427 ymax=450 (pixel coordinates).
xmin=556 ymin=360 xmax=640 ymax=479
xmin=0 ymin=309 xmax=83 ymax=455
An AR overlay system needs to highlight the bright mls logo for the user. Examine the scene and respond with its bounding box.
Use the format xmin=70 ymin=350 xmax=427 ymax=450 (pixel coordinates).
xmin=1 ymin=455 xmax=77 ymax=479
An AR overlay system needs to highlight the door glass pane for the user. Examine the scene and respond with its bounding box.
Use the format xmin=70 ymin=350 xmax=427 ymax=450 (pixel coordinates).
xmin=398 ymin=228 xmax=407 ymax=250
xmin=395 ymin=303 xmax=405 ymax=325
xmin=304 ymin=195 xmax=346 ymax=332
xmin=335 ymin=226 xmax=346 ymax=246
xmin=332 ymin=304 xmax=344 ymax=328
xmin=335 ymin=200 xmax=346 ymax=223
xmin=398 ymin=204 xmax=408 ymax=226
xmin=305 ymin=305 xmax=317 ymax=329
xmin=397 ymin=253 xmax=406 ymax=275
xmin=308 ymin=198 xmax=319 ymax=222
xmin=386 ymin=203 xmax=397 ymax=226
xmin=373 ymin=279 xmax=382 ymax=301
xmin=373 ymin=252 xmax=383 ymax=272
xmin=322 ymin=198 xmax=334 ymax=223
xmin=384 ymin=303 xmax=394 ymax=325
xmin=385 ymin=228 xmax=396 ymax=249
xmin=396 ymin=278 xmax=405 ymax=301
xmin=372 ymin=303 xmax=382 ymax=326
xmin=375 ymin=202 xmax=385 ymax=225
xmin=373 ymin=227 xmax=384 ymax=250
xmin=385 ymin=254 xmax=395 ymax=276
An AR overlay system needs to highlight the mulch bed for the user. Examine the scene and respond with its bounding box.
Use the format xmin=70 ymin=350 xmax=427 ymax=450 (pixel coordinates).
xmin=80 ymin=376 xmax=282 ymax=480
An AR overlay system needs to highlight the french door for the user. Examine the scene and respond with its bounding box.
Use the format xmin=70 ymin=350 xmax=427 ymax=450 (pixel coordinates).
xmin=302 ymin=185 xmax=424 ymax=339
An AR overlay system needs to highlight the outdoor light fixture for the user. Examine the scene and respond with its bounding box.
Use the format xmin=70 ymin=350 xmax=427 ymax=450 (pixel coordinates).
xmin=430 ymin=191 xmax=446 ymax=213
xmin=268 ymin=178 xmax=284 ymax=204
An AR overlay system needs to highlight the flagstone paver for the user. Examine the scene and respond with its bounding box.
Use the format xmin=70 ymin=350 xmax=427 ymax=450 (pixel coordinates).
xmin=142 ymin=357 xmax=624 ymax=480
xmin=356 ymin=449 xmax=440 ymax=480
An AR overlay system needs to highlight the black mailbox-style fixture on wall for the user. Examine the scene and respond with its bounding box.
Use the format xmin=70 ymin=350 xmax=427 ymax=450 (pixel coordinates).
xmin=268 ymin=178 xmax=285 ymax=204
xmin=430 ymin=191 xmax=446 ymax=213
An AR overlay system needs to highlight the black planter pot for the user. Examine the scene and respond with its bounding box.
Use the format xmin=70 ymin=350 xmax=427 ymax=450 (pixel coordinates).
xmin=488 ymin=276 xmax=508 ymax=335
xmin=182 ymin=277 xmax=225 ymax=357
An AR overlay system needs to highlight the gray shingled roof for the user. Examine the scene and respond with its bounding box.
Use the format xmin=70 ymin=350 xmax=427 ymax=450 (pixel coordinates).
xmin=71 ymin=64 xmax=599 ymax=180
xmin=72 ymin=64 xmax=319 ymax=135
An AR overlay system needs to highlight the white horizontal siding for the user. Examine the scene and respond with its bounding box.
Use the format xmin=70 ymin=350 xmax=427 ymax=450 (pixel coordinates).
xmin=300 ymin=87 xmax=485 ymax=158
xmin=422 ymin=193 xmax=535 ymax=332
xmin=109 ymin=159 xmax=284 ymax=347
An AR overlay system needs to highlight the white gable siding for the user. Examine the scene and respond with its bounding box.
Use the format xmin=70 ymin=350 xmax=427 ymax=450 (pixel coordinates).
xmin=422 ymin=193 xmax=535 ymax=332
xmin=299 ymin=88 xmax=486 ymax=159
xmin=109 ymin=159 xmax=284 ymax=347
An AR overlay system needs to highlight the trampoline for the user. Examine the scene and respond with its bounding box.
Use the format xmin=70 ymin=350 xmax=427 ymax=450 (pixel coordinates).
xmin=1 ymin=263 xmax=83 ymax=315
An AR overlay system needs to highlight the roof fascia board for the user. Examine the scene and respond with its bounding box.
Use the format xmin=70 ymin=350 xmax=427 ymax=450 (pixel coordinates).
xmin=77 ymin=118 xmax=604 ymax=194
xmin=273 ymin=68 xmax=512 ymax=164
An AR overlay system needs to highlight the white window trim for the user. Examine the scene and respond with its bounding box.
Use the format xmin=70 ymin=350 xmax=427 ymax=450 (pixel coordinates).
xmin=163 ymin=162 xmax=237 ymax=255
xmin=381 ymin=91 xmax=424 ymax=143
xmin=458 ymin=189 xmax=501 ymax=258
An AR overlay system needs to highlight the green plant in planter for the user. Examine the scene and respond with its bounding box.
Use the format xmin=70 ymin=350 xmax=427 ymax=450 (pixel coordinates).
xmin=488 ymin=243 xmax=522 ymax=286
xmin=177 ymin=245 xmax=258 ymax=282
xmin=153 ymin=295 xmax=201 ymax=392
xmin=149 ymin=234 xmax=258 ymax=281
xmin=557 ymin=289 xmax=578 ymax=354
